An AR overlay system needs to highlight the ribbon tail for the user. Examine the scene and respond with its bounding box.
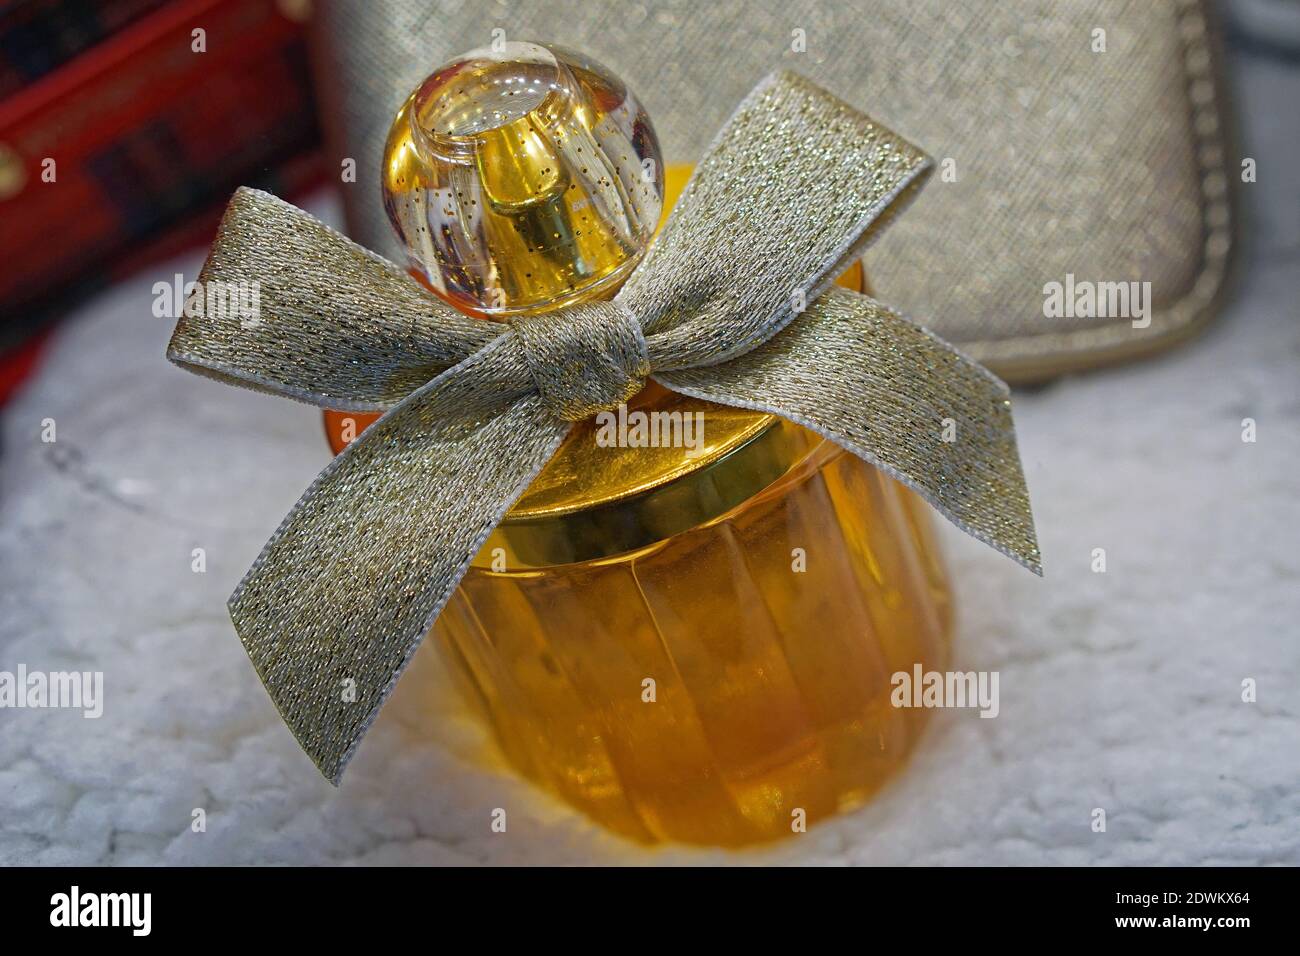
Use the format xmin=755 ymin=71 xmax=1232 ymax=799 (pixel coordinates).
xmin=229 ymin=342 xmax=569 ymax=783
xmin=654 ymin=287 xmax=1042 ymax=575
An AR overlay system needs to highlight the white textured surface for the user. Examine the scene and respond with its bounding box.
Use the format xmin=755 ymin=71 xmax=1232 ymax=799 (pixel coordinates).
xmin=1 ymin=49 xmax=1298 ymax=866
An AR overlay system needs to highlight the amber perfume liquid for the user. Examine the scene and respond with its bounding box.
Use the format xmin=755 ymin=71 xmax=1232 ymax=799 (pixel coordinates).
xmin=435 ymin=436 xmax=951 ymax=845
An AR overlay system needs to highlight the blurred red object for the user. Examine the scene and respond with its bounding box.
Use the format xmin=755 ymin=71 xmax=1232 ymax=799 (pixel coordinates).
xmin=0 ymin=0 xmax=325 ymax=392
xmin=0 ymin=1 xmax=172 ymax=98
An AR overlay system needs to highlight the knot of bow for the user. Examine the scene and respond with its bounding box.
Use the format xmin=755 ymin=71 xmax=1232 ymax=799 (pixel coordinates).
xmin=507 ymin=302 xmax=650 ymax=422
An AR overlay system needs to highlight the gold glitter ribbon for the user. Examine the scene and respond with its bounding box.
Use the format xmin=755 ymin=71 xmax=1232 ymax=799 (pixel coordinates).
xmin=167 ymin=71 xmax=1040 ymax=783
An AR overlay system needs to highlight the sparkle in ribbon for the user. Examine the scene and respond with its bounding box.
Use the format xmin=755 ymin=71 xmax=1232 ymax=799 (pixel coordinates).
xmin=167 ymin=71 xmax=1041 ymax=783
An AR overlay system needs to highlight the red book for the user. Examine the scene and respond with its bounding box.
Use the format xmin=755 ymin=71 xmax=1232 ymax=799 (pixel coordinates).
xmin=0 ymin=0 xmax=324 ymax=362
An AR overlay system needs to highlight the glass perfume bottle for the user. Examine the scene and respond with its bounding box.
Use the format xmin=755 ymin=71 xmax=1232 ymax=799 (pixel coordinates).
xmin=328 ymin=41 xmax=952 ymax=846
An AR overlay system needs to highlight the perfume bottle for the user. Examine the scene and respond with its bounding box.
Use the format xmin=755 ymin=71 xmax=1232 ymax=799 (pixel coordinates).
xmin=329 ymin=41 xmax=952 ymax=846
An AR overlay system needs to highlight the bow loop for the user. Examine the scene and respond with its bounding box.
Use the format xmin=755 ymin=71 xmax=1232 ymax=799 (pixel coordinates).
xmin=508 ymin=301 xmax=650 ymax=421
xmin=619 ymin=70 xmax=933 ymax=371
xmin=167 ymin=187 xmax=496 ymax=411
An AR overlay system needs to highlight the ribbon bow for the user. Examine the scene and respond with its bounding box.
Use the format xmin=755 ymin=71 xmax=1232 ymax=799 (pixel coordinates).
xmin=168 ymin=71 xmax=1040 ymax=783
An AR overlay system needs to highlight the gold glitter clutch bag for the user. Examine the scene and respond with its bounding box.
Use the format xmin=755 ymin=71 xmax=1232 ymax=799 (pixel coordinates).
xmin=311 ymin=0 xmax=1237 ymax=383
